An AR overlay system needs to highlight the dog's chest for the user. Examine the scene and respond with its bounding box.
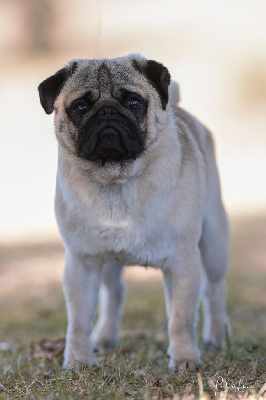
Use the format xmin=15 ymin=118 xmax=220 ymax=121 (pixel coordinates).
xmin=90 ymin=199 xmax=173 ymax=266
xmin=57 ymin=183 xmax=176 ymax=267
xmin=89 ymin=211 xmax=174 ymax=267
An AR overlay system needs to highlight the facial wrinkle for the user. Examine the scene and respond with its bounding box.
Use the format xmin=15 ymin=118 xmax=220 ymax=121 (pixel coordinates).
xmin=98 ymin=64 xmax=112 ymax=98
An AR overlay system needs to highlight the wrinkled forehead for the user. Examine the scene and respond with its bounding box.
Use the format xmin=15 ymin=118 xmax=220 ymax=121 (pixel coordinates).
xmin=63 ymin=58 xmax=149 ymax=102
xmin=76 ymin=59 xmax=136 ymax=88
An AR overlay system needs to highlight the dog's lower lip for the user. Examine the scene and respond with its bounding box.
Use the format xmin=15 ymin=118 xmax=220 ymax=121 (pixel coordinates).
xmin=99 ymin=158 xmax=124 ymax=168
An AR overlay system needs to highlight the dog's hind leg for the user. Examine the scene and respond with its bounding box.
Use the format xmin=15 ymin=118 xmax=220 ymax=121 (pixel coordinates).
xmin=199 ymin=199 xmax=231 ymax=346
xmin=93 ymin=260 xmax=124 ymax=348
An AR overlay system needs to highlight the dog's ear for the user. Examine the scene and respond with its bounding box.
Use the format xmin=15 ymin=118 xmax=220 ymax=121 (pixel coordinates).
xmin=133 ymin=59 xmax=171 ymax=110
xmin=38 ymin=62 xmax=78 ymax=114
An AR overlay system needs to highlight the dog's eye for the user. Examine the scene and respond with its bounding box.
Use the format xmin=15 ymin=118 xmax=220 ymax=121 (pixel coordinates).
xmin=73 ymin=101 xmax=89 ymax=116
xmin=127 ymin=99 xmax=140 ymax=111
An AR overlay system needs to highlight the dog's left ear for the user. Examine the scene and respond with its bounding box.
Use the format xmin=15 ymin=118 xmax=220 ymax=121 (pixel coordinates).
xmin=133 ymin=59 xmax=171 ymax=110
xmin=38 ymin=62 xmax=77 ymax=114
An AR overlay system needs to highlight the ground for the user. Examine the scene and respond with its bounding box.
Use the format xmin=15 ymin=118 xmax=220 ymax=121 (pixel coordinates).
xmin=0 ymin=215 xmax=265 ymax=399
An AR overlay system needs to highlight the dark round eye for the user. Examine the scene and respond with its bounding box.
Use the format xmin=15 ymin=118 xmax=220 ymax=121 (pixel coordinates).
xmin=73 ymin=101 xmax=88 ymax=116
xmin=128 ymin=99 xmax=140 ymax=111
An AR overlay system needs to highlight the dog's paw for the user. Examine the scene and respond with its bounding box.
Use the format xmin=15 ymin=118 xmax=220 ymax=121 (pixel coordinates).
xmin=167 ymin=358 xmax=199 ymax=373
xmin=63 ymin=340 xmax=98 ymax=369
xmin=63 ymin=356 xmax=98 ymax=370
xmin=166 ymin=345 xmax=200 ymax=373
xmin=203 ymin=320 xmax=232 ymax=346
xmin=62 ymin=361 xmax=99 ymax=370
xmin=204 ymin=340 xmax=220 ymax=351
xmin=93 ymin=324 xmax=119 ymax=349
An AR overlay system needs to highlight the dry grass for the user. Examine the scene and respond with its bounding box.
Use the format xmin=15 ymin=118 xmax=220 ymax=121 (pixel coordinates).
xmin=0 ymin=215 xmax=265 ymax=399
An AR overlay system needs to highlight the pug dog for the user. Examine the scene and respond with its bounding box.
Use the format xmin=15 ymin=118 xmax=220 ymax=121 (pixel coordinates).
xmin=38 ymin=53 xmax=230 ymax=371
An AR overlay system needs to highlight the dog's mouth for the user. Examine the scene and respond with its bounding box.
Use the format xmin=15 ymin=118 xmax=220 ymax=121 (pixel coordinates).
xmin=92 ymin=129 xmax=128 ymax=163
xmin=79 ymin=130 xmax=137 ymax=167
xmin=77 ymin=107 xmax=145 ymax=165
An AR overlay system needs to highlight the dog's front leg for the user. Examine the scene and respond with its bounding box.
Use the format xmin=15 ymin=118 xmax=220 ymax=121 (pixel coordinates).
xmin=163 ymin=246 xmax=201 ymax=372
xmin=63 ymin=252 xmax=102 ymax=368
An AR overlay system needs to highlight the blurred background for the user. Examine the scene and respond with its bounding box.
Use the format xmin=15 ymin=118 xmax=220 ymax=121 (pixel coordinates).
xmin=0 ymin=0 xmax=265 ymax=341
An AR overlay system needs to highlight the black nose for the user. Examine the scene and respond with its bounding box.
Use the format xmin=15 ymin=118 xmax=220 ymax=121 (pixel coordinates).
xmin=97 ymin=107 xmax=118 ymax=118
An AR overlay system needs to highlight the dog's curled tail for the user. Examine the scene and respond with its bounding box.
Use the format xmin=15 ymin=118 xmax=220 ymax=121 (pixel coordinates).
xmin=169 ymin=81 xmax=180 ymax=106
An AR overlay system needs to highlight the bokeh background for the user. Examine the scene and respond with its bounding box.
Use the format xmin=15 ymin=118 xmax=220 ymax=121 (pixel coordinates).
xmin=0 ymin=0 xmax=266 ymax=342
xmin=1 ymin=0 xmax=266 ymax=241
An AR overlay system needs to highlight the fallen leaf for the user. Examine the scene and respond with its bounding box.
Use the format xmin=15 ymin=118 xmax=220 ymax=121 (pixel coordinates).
xmin=30 ymin=337 xmax=65 ymax=361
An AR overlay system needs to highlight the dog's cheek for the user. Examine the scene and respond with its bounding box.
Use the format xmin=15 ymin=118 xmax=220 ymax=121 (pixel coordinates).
xmin=139 ymin=115 xmax=147 ymax=142
xmin=57 ymin=119 xmax=66 ymax=134
xmin=54 ymin=112 xmax=78 ymax=153
xmin=144 ymin=105 xmax=160 ymax=145
xmin=54 ymin=96 xmax=75 ymax=145
xmin=54 ymin=92 xmax=65 ymax=114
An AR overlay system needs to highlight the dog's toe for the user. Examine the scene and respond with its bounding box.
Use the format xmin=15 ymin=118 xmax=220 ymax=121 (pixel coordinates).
xmin=167 ymin=358 xmax=199 ymax=373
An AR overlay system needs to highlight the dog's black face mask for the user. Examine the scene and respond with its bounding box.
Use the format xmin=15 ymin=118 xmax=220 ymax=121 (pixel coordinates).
xmin=66 ymin=89 xmax=147 ymax=164
xmin=77 ymin=106 xmax=144 ymax=163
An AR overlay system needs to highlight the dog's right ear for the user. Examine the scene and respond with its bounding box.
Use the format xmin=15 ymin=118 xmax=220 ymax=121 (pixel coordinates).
xmin=38 ymin=62 xmax=77 ymax=114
